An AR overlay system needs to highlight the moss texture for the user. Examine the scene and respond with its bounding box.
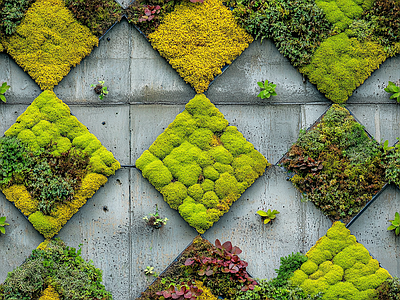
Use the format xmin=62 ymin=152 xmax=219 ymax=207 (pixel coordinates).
xmin=290 ymin=222 xmax=391 ymax=299
xmin=281 ymin=104 xmax=386 ymax=221
xmin=38 ymin=286 xmax=61 ymax=300
xmin=1 ymin=91 xmax=120 ymax=238
xmin=136 ymin=94 xmax=269 ymax=233
xmin=148 ymin=0 xmax=253 ymax=94
xmin=3 ymin=0 xmax=98 ymax=90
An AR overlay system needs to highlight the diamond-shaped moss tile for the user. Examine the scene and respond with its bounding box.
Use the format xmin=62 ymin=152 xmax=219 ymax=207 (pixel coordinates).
xmin=129 ymin=0 xmax=253 ymax=94
xmin=280 ymin=104 xmax=387 ymax=223
xmin=0 ymin=91 xmax=120 ymax=238
xmin=2 ymin=0 xmax=98 ymax=90
xmin=138 ymin=236 xmax=255 ymax=299
xmin=0 ymin=239 xmax=112 ymax=299
xmin=136 ymin=94 xmax=269 ymax=233
xmin=290 ymin=222 xmax=391 ymax=299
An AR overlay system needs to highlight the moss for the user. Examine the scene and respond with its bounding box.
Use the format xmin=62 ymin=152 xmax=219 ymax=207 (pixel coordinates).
xmin=3 ymin=0 xmax=98 ymax=90
xmin=2 ymin=185 xmax=38 ymax=216
xmin=220 ymin=126 xmax=254 ymax=157
xmin=196 ymin=281 xmax=218 ymax=300
xmin=291 ymin=269 xmax=309 ymax=286
xmin=148 ymin=1 xmax=253 ymax=93
xmin=301 ymin=260 xmax=319 ymax=275
xmin=308 ymin=247 xmax=333 ymax=265
xmin=300 ymin=33 xmax=387 ymax=103
xmin=301 ymin=278 xmax=329 ymax=296
xmin=29 ymin=211 xmax=61 ymax=239
xmin=203 ymin=165 xmax=220 ymax=181
xmin=333 ymin=244 xmax=371 ymax=270
xmin=38 ymin=286 xmax=61 ymax=300
xmin=73 ymin=133 xmax=102 ymax=155
xmin=161 ymin=182 xmax=188 ymax=209
xmin=90 ymin=146 xmax=121 ymax=176
xmin=136 ymin=94 xmax=268 ymax=233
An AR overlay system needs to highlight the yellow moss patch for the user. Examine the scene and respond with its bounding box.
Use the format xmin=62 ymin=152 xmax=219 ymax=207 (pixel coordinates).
xmin=38 ymin=286 xmax=60 ymax=300
xmin=3 ymin=0 xmax=98 ymax=90
xmin=195 ymin=281 xmax=218 ymax=300
xmin=291 ymin=222 xmax=391 ymax=299
xmin=148 ymin=0 xmax=253 ymax=93
xmin=1 ymin=91 xmax=119 ymax=238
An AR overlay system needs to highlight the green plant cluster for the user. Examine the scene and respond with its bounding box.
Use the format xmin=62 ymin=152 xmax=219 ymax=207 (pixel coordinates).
xmin=281 ymin=104 xmax=386 ymax=221
xmin=290 ymin=222 xmax=391 ymax=300
xmin=65 ymin=0 xmax=123 ymax=37
xmin=227 ymin=0 xmax=333 ymax=69
xmin=136 ymin=94 xmax=269 ymax=233
xmin=0 ymin=0 xmax=34 ymax=35
xmin=377 ymin=277 xmax=400 ymax=300
xmin=0 ymin=239 xmax=112 ymax=300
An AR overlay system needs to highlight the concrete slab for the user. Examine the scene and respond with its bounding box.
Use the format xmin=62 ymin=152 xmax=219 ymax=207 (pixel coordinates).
xmin=58 ymin=169 xmax=130 ymax=300
xmin=347 ymin=104 xmax=400 ymax=146
xmin=203 ymin=166 xmax=332 ymax=280
xmin=206 ymin=39 xmax=331 ymax=105
xmin=347 ymin=184 xmax=400 ymax=277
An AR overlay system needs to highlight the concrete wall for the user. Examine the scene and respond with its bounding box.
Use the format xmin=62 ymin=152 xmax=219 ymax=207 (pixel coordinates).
xmin=1 ymin=18 xmax=400 ymax=299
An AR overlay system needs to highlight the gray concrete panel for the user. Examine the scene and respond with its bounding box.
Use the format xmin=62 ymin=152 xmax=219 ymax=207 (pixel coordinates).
xmin=130 ymin=168 xmax=198 ymax=298
xmin=347 ymin=104 xmax=400 ymax=146
xmin=206 ymin=39 xmax=331 ymax=105
xmin=57 ymin=170 xmax=130 ymax=300
xmin=347 ymin=184 xmax=400 ymax=277
xmin=203 ymin=166 xmax=332 ymax=280
xmin=0 ymin=104 xmax=29 ymax=135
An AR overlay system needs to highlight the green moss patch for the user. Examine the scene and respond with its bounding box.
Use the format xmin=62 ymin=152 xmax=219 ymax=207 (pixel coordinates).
xmin=290 ymin=222 xmax=391 ymax=300
xmin=3 ymin=0 xmax=98 ymax=90
xmin=281 ymin=104 xmax=386 ymax=222
xmin=136 ymin=94 xmax=269 ymax=233
xmin=0 ymin=91 xmax=120 ymax=238
xmin=0 ymin=239 xmax=112 ymax=300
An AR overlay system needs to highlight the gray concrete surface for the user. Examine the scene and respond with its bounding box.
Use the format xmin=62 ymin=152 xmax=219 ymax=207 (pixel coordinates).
xmin=1 ymin=15 xmax=400 ymax=300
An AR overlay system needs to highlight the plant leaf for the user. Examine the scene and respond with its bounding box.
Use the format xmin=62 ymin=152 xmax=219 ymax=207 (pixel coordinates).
xmin=257 ymin=210 xmax=267 ymax=217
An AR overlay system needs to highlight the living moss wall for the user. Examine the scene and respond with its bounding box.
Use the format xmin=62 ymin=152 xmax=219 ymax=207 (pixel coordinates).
xmin=0 ymin=18 xmax=400 ymax=300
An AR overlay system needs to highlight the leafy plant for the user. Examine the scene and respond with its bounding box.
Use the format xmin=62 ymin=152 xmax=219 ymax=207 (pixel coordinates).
xmin=271 ymin=252 xmax=308 ymax=288
xmin=257 ymin=209 xmax=280 ymax=224
xmin=156 ymin=281 xmax=203 ymax=300
xmin=385 ymin=81 xmax=400 ymax=102
xmin=143 ymin=205 xmax=168 ymax=229
xmin=0 ymin=216 xmax=9 ymax=234
xmin=257 ymin=80 xmax=277 ymax=99
xmin=377 ymin=277 xmax=400 ymax=300
xmin=0 ymin=82 xmax=10 ymax=103
xmin=388 ymin=212 xmax=400 ymax=235
xmin=0 ymin=0 xmax=34 ymax=35
xmin=91 ymin=80 xmax=109 ymax=100
xmin=144 ymin=266 xmax=158 ymax=277
xmin=383 ymin=140 xmax=395 ymax=154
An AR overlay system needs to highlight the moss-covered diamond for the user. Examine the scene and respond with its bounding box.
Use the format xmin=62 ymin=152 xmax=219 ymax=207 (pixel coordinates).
xmin=136 ymin=94 xmax=270 ymax=233
xmin=290 ymin=222 xmax=391 ymax=299
xmin=280 ymin=104 xmax=387 ymax=223
xmin=0 ymin=91 xmax=120 ymax=238
xmin=3 ymin=0 xmax=98 ymax=90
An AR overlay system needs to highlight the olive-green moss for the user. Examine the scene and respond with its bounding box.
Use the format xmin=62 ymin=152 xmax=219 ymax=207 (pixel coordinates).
xmin=3 ymin=0 xmax=98 ymax=90
xmin=136 ymin=94 xmax=269 ymax=233
xmin=290 ymin=222 xmax=391 ymax=299
xmin=300 ymin=33 xmax=387 ymax=103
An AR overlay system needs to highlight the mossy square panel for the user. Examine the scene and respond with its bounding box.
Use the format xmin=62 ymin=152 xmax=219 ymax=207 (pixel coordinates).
xmin=147 ymin=0 xmax=253 ymax=94
xmin=0 ymin=91 xmax=120 ymax=239
xmin=290 ymin=222 xmax=391 ymax=299
xmin=3 ymin=0 xmax=98 ymax=91
xmin=136 ymin=94 xmax=270 ymax=234
xmin=280 ymin=104 xmax=387 ymax=223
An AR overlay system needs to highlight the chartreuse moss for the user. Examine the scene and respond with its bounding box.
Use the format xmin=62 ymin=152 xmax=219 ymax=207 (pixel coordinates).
xmin=290 ymin=222 xmax=391 ymax=299
xmin=38 ymin=286 xmax=61 ymax=300
xmin=148 ymin=0 xmax=253 ymax=93
xmin=196 ymin=281 xmax=218 ymax=300
xmin=3 ymin=0 xmax=98 ymax=90
xmin=300 ymin=33 xmax=386 ymax=103
xmin=136 ymin=94 xmax=269 ymax=233
xmin=1 ymin=91 xmax=119 ymax=238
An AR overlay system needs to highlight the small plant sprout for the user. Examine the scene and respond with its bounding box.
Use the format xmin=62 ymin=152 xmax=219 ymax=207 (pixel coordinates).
xmin=383 ymin=140 xmax=395 ymax=154
xmin=0 ymin=82 xmax=11 ymax=103
xmin=388 ymin=212 xmax=400 ymax=235
xmin=0 ymin=216 xmax=9 ymax=234
xmin=143 ymin=205 xmax=168 ymax=229
xmin=257 ymin=209 xmax=280 ymax=224
xmin=144 ymin=266 xmax=158 ymax=277
xmin=384 ymin=81 xmax=400 ymax=103
xmin=91 ymin=80 xmax=109 ymax=100
xmin=257 ymin=80 xmax=277 ymax=99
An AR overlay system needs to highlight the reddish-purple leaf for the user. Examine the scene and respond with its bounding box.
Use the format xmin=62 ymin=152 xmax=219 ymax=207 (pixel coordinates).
xmin=222 ymin=241 xmax=232 ymax=252
xmin=215 ymin=239 xmax=222 ymax=249
xmin=231 ymin=246 xmax=242 ymax=255
xmin=185 ymin=258 xmax=194 ymax=266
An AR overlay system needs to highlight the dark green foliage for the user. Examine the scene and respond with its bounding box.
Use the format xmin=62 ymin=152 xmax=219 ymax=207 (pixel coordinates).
xmin=272 ymin=253 xmax=308 ymax=288
xmin=227 ymin=0 xmax=333 ymax=68
xmin=65 ymin=0 xmax=123 ymax=37
xmin=385 ymin=141 xmax=400 ymax=187
xmin=236 ymin=279 xmax=321 ymax=300
xmin=377 ymin=277 xmax=400 ymax=300
xmin=125 ymin=0 xmax=181 ymax=37
xmin=281 ymin=105 xmax=387 ymax=221
xmin=362 ymin=0 xmax=400 ymax=56
xmin=0 ymin=0 xmax=34 ymax=35
xmin=0 ymin=239 xmax=112 ymax=300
